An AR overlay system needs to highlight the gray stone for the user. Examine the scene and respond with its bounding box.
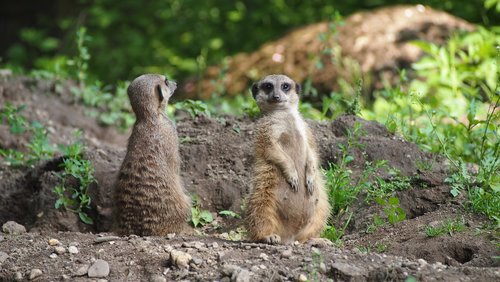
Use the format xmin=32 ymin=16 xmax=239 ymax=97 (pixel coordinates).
xmin=149 ymin=274 xmax=167 ymax=282
xmin=88 ymin=259 xmax=110 ymax=278
xmin=331 ymin=262 xmax=366 ymax=278
xmin=68 ymin=246 xmax=79 ymax=254
xmin=0 ymin=251 xmax=8 ymax=263
xmin=192 ymin=257 xmax=203 ymax=265
xmin=54 ymin=246 xmax=66 ymax=255
xmin=74 ymin=264 xmax=90 ymax=276
xmin=281 ymin=249 xmax=293 ymax=259
xmin=231 ymin=268 xmax=251 ymax=282
xmin=297 ymin=274 xmax=307 ymax=282
xmin=2 ymin=221 xmax=26 ymax=235
xmin=221 ymin=264 xmax=241 ymax=276
xmin=29 ymin=269 xmax=42 ymax=280
xmin=14 ymin=272 xmax=23 ymax=281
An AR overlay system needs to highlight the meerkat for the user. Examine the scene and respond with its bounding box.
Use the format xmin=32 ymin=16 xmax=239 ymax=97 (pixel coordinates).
xmin=114 ymin=74 xmax=191 ymax=236
xmin=245 ymin=74 xmax=331 ymax=244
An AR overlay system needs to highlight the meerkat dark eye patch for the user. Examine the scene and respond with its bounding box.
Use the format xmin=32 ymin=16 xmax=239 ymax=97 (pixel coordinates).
xmin=281 ymin=83 xmax=290 ymax=91
xmin=156 ymin=85 xmax=165 ymax=102
xmin=251 ymin=84 xmax=259 ymax=99
xmin=262 ymin=82 xmax=273 ymax=92
xmin=295 ymin=83 xmax=301 ymax=95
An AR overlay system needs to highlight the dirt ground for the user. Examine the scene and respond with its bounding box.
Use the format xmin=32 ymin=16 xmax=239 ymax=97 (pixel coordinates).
xmin=0 ymin=76 xmax=499 ymax=281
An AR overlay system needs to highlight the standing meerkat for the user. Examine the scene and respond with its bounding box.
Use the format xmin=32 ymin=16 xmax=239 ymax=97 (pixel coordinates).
xmin=245 ymin=74 xmax=331 ymax=244
xmin=114 ymin=74 xmax=190 ymax=236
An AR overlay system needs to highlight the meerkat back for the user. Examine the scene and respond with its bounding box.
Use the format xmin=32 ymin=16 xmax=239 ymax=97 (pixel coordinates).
xmin=114 ymin=74 xmax=191 ymax=236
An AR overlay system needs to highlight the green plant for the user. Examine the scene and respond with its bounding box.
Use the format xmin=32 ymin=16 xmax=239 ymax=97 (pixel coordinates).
xmin=321 ymin=212 xmax=352 ymax=244
xmin=66 ymin=27 xmax=90 ymax=85
xmin=54 ymin=134 xmax=96 ymax=224
xmin=219 ymin=210 xmax=241 ymax=219
xmin=366 ymin=174 xmax=412 ymax=201
xmin=175 ymin=99 xmax=211 ymax=118
xmin=365 ymin=214 xmax=385 ymax=234
xmin=374 ymin=196 xmax=406 ymax=225
xmin=0 ymin=104 xmax=55 ymax=167
xmin=424 ymin=218 xmax=466 ymax=237
xmin=190 ymin=195 xmax=214 ymax=228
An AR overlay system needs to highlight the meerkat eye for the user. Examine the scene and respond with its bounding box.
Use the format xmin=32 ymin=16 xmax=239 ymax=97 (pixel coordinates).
xmin=262 ymin=82 xmax=273 ymax=91
xmin=281 ymin=83 xmax=290 ymax=91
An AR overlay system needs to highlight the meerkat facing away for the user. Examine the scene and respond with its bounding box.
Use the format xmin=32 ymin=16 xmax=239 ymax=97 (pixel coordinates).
xmin=114 ymin=74 xmax=190 ymax=236
xmin=245 ymin=74 xmax=331 ymax=244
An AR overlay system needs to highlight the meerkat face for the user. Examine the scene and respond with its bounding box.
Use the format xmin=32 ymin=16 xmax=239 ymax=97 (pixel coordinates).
xmin=251 ymin=74 xmax=301 ymax=113
xmin=127 ymin=74 xmax=177 ymax=119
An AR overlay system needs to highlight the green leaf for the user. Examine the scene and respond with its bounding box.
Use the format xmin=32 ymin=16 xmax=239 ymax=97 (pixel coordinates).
xmin=79 ymin=212 xmax=93 ymax=225
xmin=200 ymin=210 xmax=213 ymax=223
xmin=388 ymin=197 xmax=400 ymax=205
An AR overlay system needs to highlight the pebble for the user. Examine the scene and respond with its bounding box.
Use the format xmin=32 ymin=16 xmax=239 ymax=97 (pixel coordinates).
xmin=2 ymin=221 xmax=26 ymax=235
xmin=221 ymin=264 xmax=240 ymax=276
xmin=166 ymin=233 xmax=176 ymax=240
xmin=74 ymin=264 xmax=90 ymax=276
xmin=150 ymin=274 xmax=167 ymax=282
xmin=194 ymin=241 xmax=205 ymax=250
xmin=170 ymin=250 xmax=192 ymax=269
xmin=49 ymin=253 xmax=58 ymax=259
xmin=68 ymin=246 xmax=79 ymax=254
xmin=281 ymin=249 xmax=293 ymax=259
xmin=259 ymin=253 xmax=269 ymax=261
xmin=231 ymin=268 xmax=251 ymax=282
xmin=212 ymin=242 xmax=219 ymax=248
xmin=0 ymin=235 xmax=4 ymax=242
xmin=54 ymin=246 xmax=66 ymax=255
xmin=14 ymin=272 xmax=23 ymax=281
xmin=61 ymin=274 xmax=70 ymax=280
xmin=48 ymin=239 xmax=61 ymax=246
xmin=0 ymin=251 xmax=8 ymax=263
xmin=297 ymin=273 xmax=307 ymax=282
xmin=417 ymin=258 xmax=427 ymax=267
xmin=88 ymin=259 xmax=110 ymax=278
xmin=192 ymin=257 xmax=203 ymax=265
xmin=29 ymin=269 xmax=42 ymax=280
xmin=319 ymin=262 xmax=327 ymax=274
xmin=250 ymin=265 xmax=259 ymax=272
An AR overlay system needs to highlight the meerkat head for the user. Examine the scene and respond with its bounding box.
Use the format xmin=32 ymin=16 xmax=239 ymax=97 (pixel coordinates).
xmin=251 ymin=74 xmax=301 ymax=114
xmin=127 ymin=74 xmax=177 ymax=120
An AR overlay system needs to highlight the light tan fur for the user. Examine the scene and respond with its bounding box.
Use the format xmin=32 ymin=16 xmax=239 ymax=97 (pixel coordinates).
xmin=245 ymin=74 xmax=331 ymax=244
xmin=114 ymin=74 xmax=191 ymax=236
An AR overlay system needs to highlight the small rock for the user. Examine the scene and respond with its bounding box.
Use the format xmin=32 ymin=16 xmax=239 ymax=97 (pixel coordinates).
xmin=319 ymin=262 xmax=327 ymax=274
xmin=2 ymin=221 xmax=26 ymax=235
xmin=281 ymin=249 xmax=293 ymax=259
xmin=417 ymin=258 xmax=427 ymax=267
xmin=54 ymin=246 xmax=66 ymax=255
xmin=14 ymin=272 xmax=23 ymax=281
xmin=88 ymin=259 xmax=110 ymax=278
xmin=297 ymin=273 xmax=307 ymax=282
xmin=303 ymin=257 xmax=312 ymax=262
xmin=331 ymin=262 xmax=366 ymax=277
xmin=231 ymin=268 xmax=251 ymax=282
xmin=170 ymin=250 xmax=192 ymax=269
xmin=48 ymin=239 xmax=61 ymax=246
xmin=217 ymin=251 xmax=226 ymax=261
xmin=61 ymin=274 xmax=70 ymax=280
xmin=0 ymin=251 xmax=8 ymax=263
xmin=194 ymin=241 xmax=205 ymax=250
xmin=221 ymin=264 xmax=241 ymax=276
xmin=212 ymin=242 xmax=219 ymax=248
xmin=166 ymin=233 xmax=176 ymax=240
xmin=250 ymin=265 xmax=259 ymax=272
xmin=74 ymin=264 xmax=90 ymax=276
xmin=149 ymin=274 xmax=167 ymax=282
xmin=259 ymin=264 xmax=266 ymax=269
xmin=259 ymin=253 xmax=269 ymax=261
xmin=29 ymin=269 xmax=42 ymax=280
xmin=97 ymin=279 xmax=108 ymax=282
xmin=49 ymin=253 xmax=58 ymax=259
xmin=221 ymin=277 xmax=231 ymax=282
xmin=68 ymin=246 xmax=79 ymax=254
xmin=0 ymin=235 xmax=4 ymax=242
xmin=192 ymin=257 xmax=203 ymax=265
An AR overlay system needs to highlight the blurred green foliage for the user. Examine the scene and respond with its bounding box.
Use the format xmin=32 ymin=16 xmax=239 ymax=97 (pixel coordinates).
xmin=2 ymin=0 xmax=498 ymax=83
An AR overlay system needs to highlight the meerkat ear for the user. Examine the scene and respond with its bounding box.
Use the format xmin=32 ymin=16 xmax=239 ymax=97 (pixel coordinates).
xmin=295 ymin=83 xmax=301 ymax=95
xmin=251 ymin=83 xmax=259 ymax=100
xmin=156 ymin=85 xmax=165 ymax=102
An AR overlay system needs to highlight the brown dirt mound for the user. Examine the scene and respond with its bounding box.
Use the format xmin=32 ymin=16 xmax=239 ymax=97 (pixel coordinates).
xmin=180 ymin=5 xmax=473 ymax=100
xmin=0 ymin=75 xmax=498 ymax=281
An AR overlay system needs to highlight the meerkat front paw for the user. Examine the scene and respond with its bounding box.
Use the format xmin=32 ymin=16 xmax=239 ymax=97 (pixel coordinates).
xmin=286 ymin=172 xmax=299 ymax=192
xmin=305 ymin=174 xmax=315 ymax=195
xmin=264 ymin=234 xmax=281 ymax=244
